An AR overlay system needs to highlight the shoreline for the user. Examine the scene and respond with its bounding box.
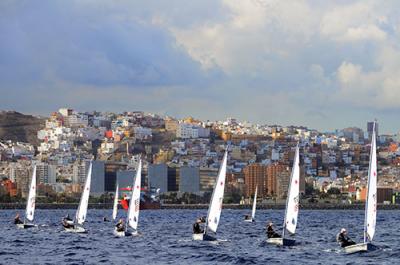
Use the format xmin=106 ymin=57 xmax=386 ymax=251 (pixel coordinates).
xmin=1 ymin=203 xmax=399 ymax=210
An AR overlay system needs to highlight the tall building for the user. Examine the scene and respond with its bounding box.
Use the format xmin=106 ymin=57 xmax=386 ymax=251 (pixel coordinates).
xmin=91 ymin=160 xmax=105 ymax=196
xmin=148 ymin=164 xmax=168 ymax=193
xmin=199 ymin=168 xmax=218 ymax=192
xmin=276 ymin=171 xmax=290 ymax=199
xmin=167 ymin=167 xmax=178 ymax=192
xmin=266 ymin=164 xmax=287 ymax=196
xmin=36 ymin=162 xmax=57 ymax=184
xmin=117 ymin=170 xmax=135 ymax=189
xmin=72 ymin=160 xmax=90 ymax=184
xmin=244 ymin=163 xmax=266 ymax=198
xmin=179 ymin=167 xmax=200 ymax=193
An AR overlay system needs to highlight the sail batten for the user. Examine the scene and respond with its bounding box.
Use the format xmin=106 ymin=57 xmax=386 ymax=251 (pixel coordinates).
xmin=128 ymin=160 xmax=142 ymax=231
xmin=25 ymin=166 xmax=37 ymax=222
xmin=205 ymin=151 xmax=227 ymax=234
xmin=364 ymin=123 xmax=377 ymax=243
xmin=283 ymin=144 xmax=300 ymax=237
xmin=76 ymin=162 xmax=92 ymax=225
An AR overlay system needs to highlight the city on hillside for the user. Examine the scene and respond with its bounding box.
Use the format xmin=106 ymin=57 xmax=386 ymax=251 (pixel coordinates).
xmin=0 ymin=108 xmax=399 ymax=206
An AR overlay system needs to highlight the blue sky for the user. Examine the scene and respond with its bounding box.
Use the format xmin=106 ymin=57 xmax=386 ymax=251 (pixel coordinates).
xmin=1 ymin=0 xmax=400 ymax=133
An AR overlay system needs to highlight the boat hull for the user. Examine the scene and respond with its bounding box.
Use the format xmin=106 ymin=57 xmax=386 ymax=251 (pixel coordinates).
xmin=266 ymin=237 xmax=296 ymax=246
xmin=113 ymin=228 xmax=139 ymax=237
xmin=344 ymin=243 xmax=376 ymax=254
xmin=244 ymin=218 xmax=254 ymax=223
xmin=16 ymin=223 xmax=35 ymax=229
xmin=64 ymin=225 xmax=87 ymax=233
xmin=192 ymin=233 xmax=216 ymax=241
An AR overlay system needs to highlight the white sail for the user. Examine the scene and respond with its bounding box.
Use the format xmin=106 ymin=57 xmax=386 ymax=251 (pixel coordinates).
xmin=251 ymin=186 xmax=257 ymax=220
xmin=206 ymin=151 xmax=227 ymax=233
xmin=76 ymin=162 xmax=92 ymax=225
xmin=25 ymin=165 xmax=37 ymax=222
xmin=112 ymin=181 xmax=119 ymax=220
xmin=364 ymin=124 xmax=377 ymax=242
xmin=128 ymin=160 xmax=142 ymax=231
xmin=283 ymin=145 xmax=300 ymax=236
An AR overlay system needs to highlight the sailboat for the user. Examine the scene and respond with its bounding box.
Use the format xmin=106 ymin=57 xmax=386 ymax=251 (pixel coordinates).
xmin=193 ymin=151 xmax=228 ymax=241
xmin=114 ymin=160 xmax=142 ymax=237
xmin=112 ymin=180 xmax=119 ymax=221
xmin=344 ymin=123 xmax=378 ymax=254
xmin=267 ymin=144 xmax=300 ymax=246
xmin=64 ymin=162 xmax=92 ymax=233
xmin=17 ymin=165 xmax=37 ymax=229
xmin=244 ymin=186 xmax=257 ymax=222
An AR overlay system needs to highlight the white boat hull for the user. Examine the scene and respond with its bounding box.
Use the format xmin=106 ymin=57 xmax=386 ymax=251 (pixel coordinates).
xmin=114 ymin=227 xmax=139 ymax=237
xmin=244 ymin=218 xmax=254 ymax=223
xmin=192 ymin=233 xmax=216 ymax=241
xmin=64 ymin=225 xmax=86 ymax=233
xmin=344 ymin=243 xmax=376 ymax=254
xmin=16 ymin=223 xmax=36 ymax=229
xmin=266 ymin=237 xmax=296 ymax=246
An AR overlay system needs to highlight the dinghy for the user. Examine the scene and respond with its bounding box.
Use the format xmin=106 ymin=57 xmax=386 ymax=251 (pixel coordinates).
xmin=344 ymin=123 xmax=378 ymax=254
xmin=64 ymin=162 xmax=92 ymax=233
xmin=114 ymin=160 xmax=142 ymax=237
xmin=112 ymin=180 xmax=119 ymax=221
xmin=193 ymin=151 xmax=228 ymax=241
xmin=267 ymin=144 xmax=300 ymax=246
xmin=244 ymin=187 xmax=257 ymax=223
xmin=17 ymin=165 xmax=37 ymax=229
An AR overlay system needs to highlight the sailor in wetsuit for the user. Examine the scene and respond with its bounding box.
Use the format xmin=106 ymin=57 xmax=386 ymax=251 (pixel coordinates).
xmin=115 ymin=218 xmax=125 ymax=232
xmin=193 ymin=218 xmax=204 ymax=234
xmin=244 ymin=215 xmax=251 ymax=220
xmin=14 ymin=213 xmax=23 ymax=224
xmin=266 ymin=222 xmax=281 ymax=238
xmin=337 ymin=228 xmax=356 ymax=248
xmin=62 ymin=214 xmax=74 ymax=229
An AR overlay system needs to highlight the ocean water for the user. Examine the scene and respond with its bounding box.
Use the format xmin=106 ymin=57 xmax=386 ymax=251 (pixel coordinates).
xmin=0 ymin=209 xmax=398 ymax=264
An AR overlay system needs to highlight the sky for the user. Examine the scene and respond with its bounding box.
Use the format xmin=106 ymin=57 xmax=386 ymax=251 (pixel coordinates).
xmin=1 ymin=0 xmax=400 ymax=133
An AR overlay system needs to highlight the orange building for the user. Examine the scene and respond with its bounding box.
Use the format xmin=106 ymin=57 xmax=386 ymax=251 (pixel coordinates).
xmin=266 ymin=164 xmax=287 ymax=196
xmin=244 ymin=164 xmax=266 ymax=198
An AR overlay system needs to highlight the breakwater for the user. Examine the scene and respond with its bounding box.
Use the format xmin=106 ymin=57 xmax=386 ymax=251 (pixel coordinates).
xmin=1 ymin=203 xmax=400 ymax=210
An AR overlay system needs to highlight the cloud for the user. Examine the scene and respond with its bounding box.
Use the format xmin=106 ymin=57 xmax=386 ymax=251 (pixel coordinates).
xmin=1 ymin=0 xmax=400 ymax=132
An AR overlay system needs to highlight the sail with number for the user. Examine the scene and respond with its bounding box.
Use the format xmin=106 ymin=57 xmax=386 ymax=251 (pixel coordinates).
xmin=25 ymin=165 xmax=37 ymax=222
xmin=128 ymin=160 xmax=142 ymax=231
xmin=364 ymin=123 xmax=377 ymax=242
xmin=76 ymin=162 xmax=92 ymax=225
xmin=283 ymin=144 xmax=300 ymax=236
xmin=251 ymin=186 xmax=257 ymax=220
xmin=205 ymin=151 xmax=227 ymax=234
xmin=112 ymin=181 xmax=119 ymax=220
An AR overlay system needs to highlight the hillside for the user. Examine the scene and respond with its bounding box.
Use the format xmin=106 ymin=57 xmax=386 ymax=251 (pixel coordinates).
xmin=0 ymin=111 xmax=45 ymax=146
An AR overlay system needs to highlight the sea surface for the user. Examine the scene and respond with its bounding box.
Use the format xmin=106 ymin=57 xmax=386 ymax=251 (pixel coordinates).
xmin=0 ymin=209 xmax=398 ymax=264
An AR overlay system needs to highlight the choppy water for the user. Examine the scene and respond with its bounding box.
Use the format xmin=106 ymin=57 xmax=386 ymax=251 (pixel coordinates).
xmin=0 ymin=209 xmax=399 ymax=264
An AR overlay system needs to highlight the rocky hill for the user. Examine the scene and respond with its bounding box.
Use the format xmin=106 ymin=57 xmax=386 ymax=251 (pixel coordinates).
xmin=0 ymin=111 xmax=45 ymax=146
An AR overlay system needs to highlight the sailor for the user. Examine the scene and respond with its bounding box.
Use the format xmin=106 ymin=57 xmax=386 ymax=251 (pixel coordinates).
xmin=115 ymin=218 xmax=125 ymax=232
xmin=244 ymin=215 xmax=251 ymax=220
xmin=14 ymin=213 xmax=23 ymax=224
xmin=193 ymin=218 xmax=204 ymax=234
xmin=103 ymin=216 xmax=109 ymax=222
xmin=337 ymin=228 xmax=356 ymax=248
xmin=266 ymin=222 xmax=280 ymax=238
xmin=62 ymin=214 xmax=74 ymax=229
